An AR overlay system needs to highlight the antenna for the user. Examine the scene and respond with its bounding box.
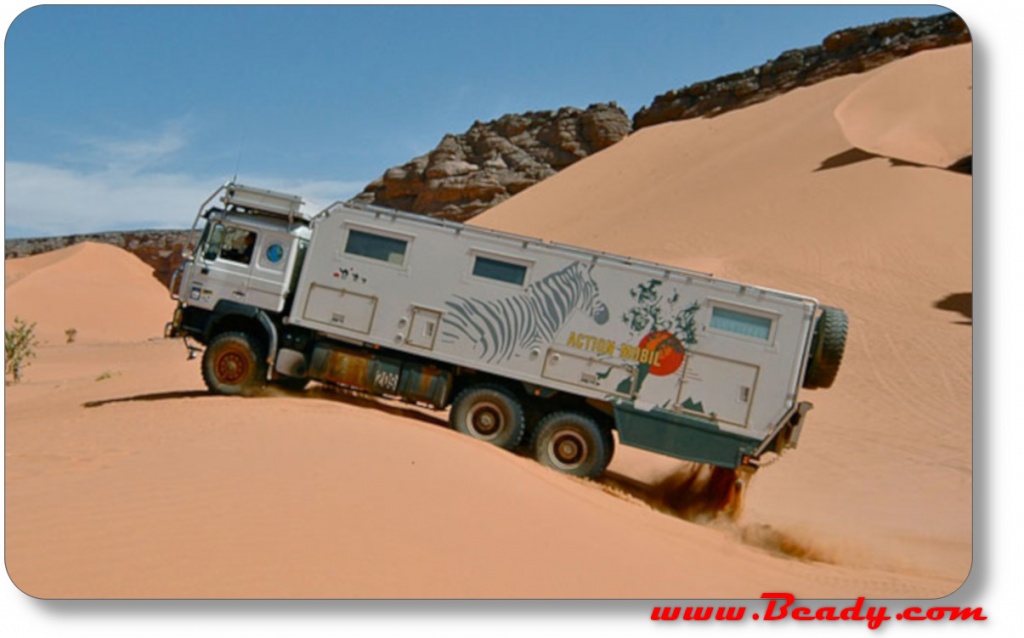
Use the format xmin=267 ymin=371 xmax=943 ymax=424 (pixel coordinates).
xmin=232 ymin=131 xmax=245 ymax=184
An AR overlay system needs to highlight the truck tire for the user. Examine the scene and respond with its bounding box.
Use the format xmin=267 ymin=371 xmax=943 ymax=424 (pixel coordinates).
xmin=449 ymin=384 xmax=526 ymax=450
xmin=202 ymin=331 xmax=267 ymax=396
xmin=532 ymin=412 xmax=614 ymax=480
xmin=803 ymin=306 xmax=848 ymax=389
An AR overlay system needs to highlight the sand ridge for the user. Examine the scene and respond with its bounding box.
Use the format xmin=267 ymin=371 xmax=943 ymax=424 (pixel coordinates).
xmin=835 ymin=44 xmax=972 ymax=168
xmin=4 ymin=241 xmax=175 ymax=345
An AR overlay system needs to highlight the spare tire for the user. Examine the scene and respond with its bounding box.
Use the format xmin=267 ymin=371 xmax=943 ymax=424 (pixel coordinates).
xmin=803 ymin=306 xmax=848 ymax=389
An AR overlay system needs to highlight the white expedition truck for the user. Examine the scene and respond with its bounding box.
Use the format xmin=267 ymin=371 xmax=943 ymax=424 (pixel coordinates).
xmin=167 ymin=182 xmax=847 ymax=480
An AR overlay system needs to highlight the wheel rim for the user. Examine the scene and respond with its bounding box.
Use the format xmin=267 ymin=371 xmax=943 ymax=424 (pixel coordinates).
xmin=466 ymin=401 xmax=504 ymax=440
xmin=548 ymin=430 xmax=588 ymax=470
xmin=215 ymin=349 xmax=250 ymax=385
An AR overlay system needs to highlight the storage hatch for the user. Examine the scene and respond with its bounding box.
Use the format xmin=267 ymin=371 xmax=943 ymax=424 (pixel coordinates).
xmin=676 ymin=353 xmax=759 ymax=428
xmin=302 ymin=284 xmax=377 ymax=334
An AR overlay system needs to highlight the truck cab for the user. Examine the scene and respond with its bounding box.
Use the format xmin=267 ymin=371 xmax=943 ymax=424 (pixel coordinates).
xmin=167 ymin=183 xmax=313 ymax=356
xmin=179 ymin=209 xmax=309 ymax=314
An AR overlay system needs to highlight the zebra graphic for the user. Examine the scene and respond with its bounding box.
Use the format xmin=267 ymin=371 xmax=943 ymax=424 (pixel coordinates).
xmin=441 ymin=261 xmax=609 ymax=363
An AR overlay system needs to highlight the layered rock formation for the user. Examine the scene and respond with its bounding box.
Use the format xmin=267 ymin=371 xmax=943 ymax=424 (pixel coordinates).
xmin=353 ymin=13 xmax=968 ymax=222
xmin=633 ymin=12 xmax=969 ymax=129
xmin=354 ymin=103 xmax=631 ymax=221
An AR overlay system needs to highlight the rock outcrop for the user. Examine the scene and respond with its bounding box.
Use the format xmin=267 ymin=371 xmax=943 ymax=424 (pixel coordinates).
xmin=354 ymin=103 xmax=631 ymax=221
xmin=357 ymin=13 xmax=968 ymax=223
xmin=633 ymin=12 xmax=969 ymax=129
xmin=5 ymin=230 xmax=191 ymax=288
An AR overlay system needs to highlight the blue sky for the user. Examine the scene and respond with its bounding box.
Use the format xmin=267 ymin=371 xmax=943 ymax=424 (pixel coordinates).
xmin=4 ymin=4 xmax=948 ymax=238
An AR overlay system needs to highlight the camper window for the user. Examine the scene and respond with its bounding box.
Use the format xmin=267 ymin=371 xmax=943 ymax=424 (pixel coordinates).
xmin=345 ymin=229 xmax=408 ymax=266
xmin=710 ymin=305 xmax=774 ymax=342
xmin=472 ymin=256 xmax=528 ymax=286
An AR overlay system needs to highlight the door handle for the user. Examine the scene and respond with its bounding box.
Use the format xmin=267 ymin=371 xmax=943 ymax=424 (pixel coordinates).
xmin=232 ymin=290 xmax=245 ymax=298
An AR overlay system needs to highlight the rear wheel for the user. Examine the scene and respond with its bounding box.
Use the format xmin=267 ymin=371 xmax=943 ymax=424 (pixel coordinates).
xmin=202 ymin=332 xmax=267 ymax=396
xmin=449 ymin=384 xmax=526 ymax=450
xmin=532 ymin=411 xmax=613 ymax=479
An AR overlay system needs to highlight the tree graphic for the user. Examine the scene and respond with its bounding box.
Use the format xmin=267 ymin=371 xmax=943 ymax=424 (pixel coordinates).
xmin=622 ymin=279 xmax=699 ymax=345
xmin=616 ymin=279 xmax=701 ymax=395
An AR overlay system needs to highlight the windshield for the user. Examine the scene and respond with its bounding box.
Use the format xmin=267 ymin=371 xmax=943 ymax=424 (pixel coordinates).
xmin=202 ymin=224 xmax=225 ymax=261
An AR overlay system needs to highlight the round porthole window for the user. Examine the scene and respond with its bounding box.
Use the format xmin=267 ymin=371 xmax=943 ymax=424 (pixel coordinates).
xmin=266 ymin=243 xmax=285 ymax=263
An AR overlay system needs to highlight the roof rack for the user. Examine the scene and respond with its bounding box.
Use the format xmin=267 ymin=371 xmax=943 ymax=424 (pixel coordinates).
xmin=225 ymin=183 xmax=307 ymax=223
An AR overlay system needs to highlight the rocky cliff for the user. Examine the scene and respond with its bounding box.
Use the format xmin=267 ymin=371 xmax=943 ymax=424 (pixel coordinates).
xmin=633 ymin=12 xmax=969 ymax=129
xmin=359 ymin=12 xmax=968 ymax=221
xmin=353 ymin=103 xmax=631 ymax=221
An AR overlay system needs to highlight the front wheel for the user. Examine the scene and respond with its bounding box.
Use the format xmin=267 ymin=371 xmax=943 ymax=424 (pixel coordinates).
xmin=532 ymin=412 xmax=614 ymax=480
xmin=202 ymin=331 xmax=267 ymax=396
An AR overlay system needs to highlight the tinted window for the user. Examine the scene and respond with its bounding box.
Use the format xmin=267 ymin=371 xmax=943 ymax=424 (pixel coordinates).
xmin=345 ymin=229 xmax=407 ymax=265
xmin=710 ymin=306 xmax=773 ymax=341
xmin=472 ymin=256 xmax=527 ymax=286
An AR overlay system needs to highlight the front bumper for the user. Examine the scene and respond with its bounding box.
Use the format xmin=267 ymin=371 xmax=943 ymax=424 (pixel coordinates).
xmin=164 ymin=305 xmax=185 ymax=339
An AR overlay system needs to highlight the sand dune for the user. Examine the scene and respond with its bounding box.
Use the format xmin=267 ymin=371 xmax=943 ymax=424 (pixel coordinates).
xmin=5 ymin=44 xmax=971 ymax=599
xmin=4 ymin=242 xmax=175 ymax=344
xmin=4 ymin=339 xmax=956 ymax=598
xmin=835 ymin=44 xmax=972 ymax=168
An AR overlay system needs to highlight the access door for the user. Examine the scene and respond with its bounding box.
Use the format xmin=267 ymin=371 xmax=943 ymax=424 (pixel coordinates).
xmin=676 ymin=353 xmax=760 ymax=428
xmin=406 ymin=307 xmax=442 ymax=350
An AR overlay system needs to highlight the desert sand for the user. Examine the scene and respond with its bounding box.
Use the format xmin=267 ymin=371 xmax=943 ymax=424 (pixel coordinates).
xmin=5 ymin=43 xmax=971 ymax=599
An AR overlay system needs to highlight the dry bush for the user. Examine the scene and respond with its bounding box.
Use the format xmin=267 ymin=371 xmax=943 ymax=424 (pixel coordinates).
xmin=6 ymin=317 xmax=38 ymax=384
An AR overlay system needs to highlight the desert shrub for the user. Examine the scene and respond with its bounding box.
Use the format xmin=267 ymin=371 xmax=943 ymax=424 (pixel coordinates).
xmin=5 ymin=317 xmax=38 ymax=384
xmin=65 ymin=327 xmax=78 ymax=343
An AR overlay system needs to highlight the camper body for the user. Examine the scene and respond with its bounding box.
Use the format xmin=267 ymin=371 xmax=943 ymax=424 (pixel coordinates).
xmin=168 ymin=183 xmax=846 ymax=478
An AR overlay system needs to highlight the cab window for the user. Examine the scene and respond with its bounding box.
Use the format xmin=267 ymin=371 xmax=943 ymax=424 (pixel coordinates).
xmin=203 ymin=224 xmax=258 ymax=265
xmin=219 ymin=227 xmax=258 ymax=265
